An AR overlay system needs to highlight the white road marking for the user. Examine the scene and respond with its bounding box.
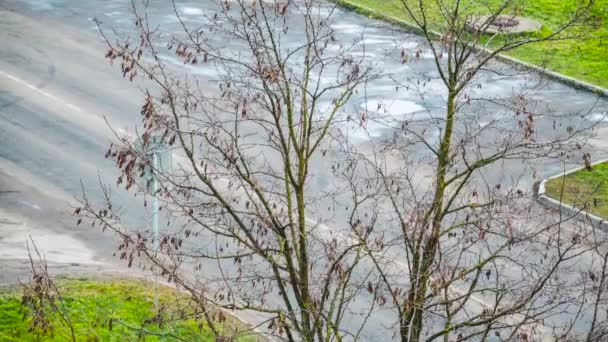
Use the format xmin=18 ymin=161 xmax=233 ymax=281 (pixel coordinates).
xmin=0 ymin=68 xmax=130 ymax=141
xmin=0 ymin=69 xmax=550 ymax=337
xmin=0 ymin=69 xmax=82 ymax=112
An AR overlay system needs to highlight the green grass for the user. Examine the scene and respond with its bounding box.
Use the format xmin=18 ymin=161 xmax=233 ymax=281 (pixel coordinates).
xmin=545 ymin=162 xmax=608 ymax=219
xmin=0 ymin=278 xmax=256 ymax=342
xmin=340 ymin=0 xmax=608 ymax=89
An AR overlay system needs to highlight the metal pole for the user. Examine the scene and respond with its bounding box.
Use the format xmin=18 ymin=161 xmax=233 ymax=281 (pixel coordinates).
xmin=152 ymin=150 xmax=159 ymax=308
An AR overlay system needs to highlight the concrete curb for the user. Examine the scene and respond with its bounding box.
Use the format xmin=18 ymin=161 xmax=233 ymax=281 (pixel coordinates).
xmin=332 ymin=0 xmax=608 ymax=97
xmin=537 ymin=159 xmax=608 ymax=231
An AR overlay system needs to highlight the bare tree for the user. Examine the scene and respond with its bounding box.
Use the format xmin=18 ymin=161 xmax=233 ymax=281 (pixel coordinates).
xmin=335 ymin=0 xmax=608 ymax=341
xmin=77 ymin=0 xmax=379 ymax=341
xmin=73 ymin=0 xmax=608 ymax=340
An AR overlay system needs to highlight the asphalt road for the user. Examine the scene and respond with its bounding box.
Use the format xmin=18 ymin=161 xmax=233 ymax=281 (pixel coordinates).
xmin=1 ymin=0 xmax=608 ymax=339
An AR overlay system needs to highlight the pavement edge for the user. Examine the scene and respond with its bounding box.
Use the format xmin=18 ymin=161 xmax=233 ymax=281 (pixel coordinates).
xmin=537 ymin=159 xmax=608 ymax=231
xmin=332 ymin=0 xmax=608 ymax=98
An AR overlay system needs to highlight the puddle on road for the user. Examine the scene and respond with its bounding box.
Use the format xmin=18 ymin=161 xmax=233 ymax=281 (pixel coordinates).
xmin=362 ymin=99 xmax=425 ymax=116
xmin=17 ymin=200 xmax=40 ymax=210
xmin=0 ymin=228 xmax=100 ymax=265
xmin=360 ymin=37 xmax=393 ymax=45
xmin=19 ymin=0 xmax=56 ymax=11
xmin=180 ymin=6 xmax=204 ymax=16
xmin=400 ymin=41 xmax=422 ymax=50
xmin=154 ymin=55 xmax=219 ymax=78
xmin=588 ymin=112 xmax=608 ymax=122
xmin=331 ymin=22 xmax=365 ymax=34
xmin=0 ymin=211 xmax=99 ymax=265
xmin=103 ymin=11 xmax=122 ymax=17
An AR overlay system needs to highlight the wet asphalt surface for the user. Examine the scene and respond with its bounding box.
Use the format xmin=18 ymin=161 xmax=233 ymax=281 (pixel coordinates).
xmin=1 ymin=0 xmax=608 ymax=340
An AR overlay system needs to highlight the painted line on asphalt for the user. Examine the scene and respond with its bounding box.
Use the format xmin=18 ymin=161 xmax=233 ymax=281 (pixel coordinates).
xmin=0 ymin=69 xmax=82 ymax=113
xmin=0 ymin=69 xmax=543 ymax=336
xmin=0 ymin=68 xmax=276 ymax=338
